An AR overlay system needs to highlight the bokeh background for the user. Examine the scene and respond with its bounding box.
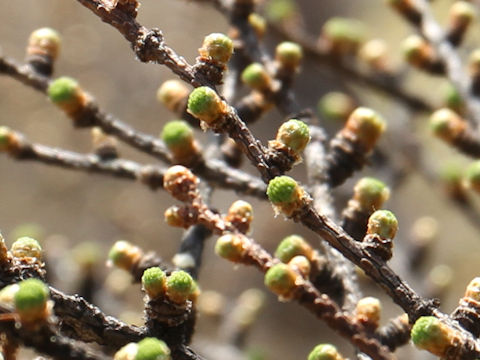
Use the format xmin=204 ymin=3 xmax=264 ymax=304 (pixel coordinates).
xmin=1 ymin=1 xmax=480 ymax=359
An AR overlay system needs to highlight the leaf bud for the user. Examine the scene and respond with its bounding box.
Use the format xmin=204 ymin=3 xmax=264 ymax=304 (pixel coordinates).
xmin=198 ymin=33 xmax=234 ymax=65
xmin=344 ymin=107 xmax=386 ymax=151
xmin=464 ymin=161 xmax=480 ymax=193
xmin=317 ymin=92 xmax=355 ymax=121
xmin=355 ymin=296 xmax=382 ymax=330
xmin=308 ymin=344 xmax=344 ymax=360
xmin=322 ymin=17 xmax=366 ymax=54
xmin=47 ymin=76 xmax=88 ymax=116
xmin=241 ymin=63 xmax=272 ymax=92
xmin=14 ymin=278 xmax=50 ymax=323
xmin=187 ymin=86 xmax=227 ymax=128
xmin=429 ymin=108 xmax=466 ymax=143
xmin=275 ymin=41 xmax=303 ymax=70
xmin=108 ymin=240 xmax=143 ymax=272
xmin=264 ymin=263 xmax=298 ymax=298
xmin=275 ymin=235 xmax=313 ymax=263
xmin=163 ymin=165 xmax=199 ymax=202
xmin=161 ymin=120 xmax=199 ymax=163
xmin=165 ymin=270 xmax=195 ymax=304
xmin=287 ymin=255 xmax=311 ymax=278
xmin=248 ymin=13 xmax=267 ymax=39
xmin=215 ymin=233 xmax=247 ymax=262
xmin=353 ymin=177 xmax=390 ymax=211
xmin=11 ymin=237 xmax=42 ymax=260
xmin=27 ymin=27 xmax=61 ymax=59
xmin=275 ymin=119 xmax=310 ymax=153
xmin=142 ymin=267 xmax=167 ymax=299
xmin=367 ymin=210 xmax=398 ymax=240
xmin=411 ymin=316 xmax=455 ymax=357
xmin=225 ymin=200 xmax=253 ymax=233
xmin=267 ymin=176 xmax=307 ymax=216
xmin=156 ymin=80 xmax=190 ymax=113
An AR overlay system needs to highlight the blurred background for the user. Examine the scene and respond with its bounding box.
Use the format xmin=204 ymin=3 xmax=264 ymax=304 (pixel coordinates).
xmin=1 ymin=1 xmax=480 ymax=359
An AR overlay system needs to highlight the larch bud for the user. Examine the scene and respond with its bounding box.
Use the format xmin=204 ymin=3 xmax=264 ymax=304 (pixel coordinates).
xmin=344 ymin=107 xmax=386 ymax=151
xmin=163 ymin=165 xmax=199 ymax=202
xmin=317 ymin=92 xmax=355 ymax=121
xmin=322 ymin=17 xmax=366 ymax=54
xmin=108 ymin=240 xmax=143 ymax=271
xmin=265 ymin=0 xmax=297 ymax=22
xmin=142 ymin=267 xmax=167 ymax=299
xmin=27 ymin=27 xmax=61 ymax=60
xmin=135 ymin=338 xmax=171 ymax=360
xmin=161 ymin=120 xmax=199 ymax=164
xmin=48 ymin=76 xmax=88 ymax=116
xmin=0 ymin=126 xmax=15 ymax=152
xmin=288 ymin=255 xmax=311 ymax=278
xmin=464 ymin=277 xmax=480 ymax=302
xmin=164 ymin=205 xmax=188 ymax=228
xmin=215 ymin=233 xmax=247 ymax=262
xmin=198 ymin=33 xmax=234 ymax=65
xmin=353 ymin=177 xmax=390 ymax=211
xmin=156 ymin=80 xmax=190 ymax=113
xmin=14 ymin=278 xmax=50 ymax=323
xmin=0 ymin=284 xmax=19 ymax=307
xmin=275 ymin=235 xmax=313 ymax=263
xmin=11 ymin=237 xmax=42 ymax=260
xmin=411 ymin=316 xmax=455 ymax=357
xmin=275 ymin=42 xmax=303 ymax=70
xmin=275 ymin=119 xmax=310 ymax=153
xmin=442 ymin=83 xmax=463 ymax=110
xmin=448 ymin=1 xmax=476 ymax=31
xmin=367 ymin=210 xmax=398 ymax=239
xmin=429 ymin=108 xmax=466 ymax=143
xmin=355 ymin=296 xmax=382 ymax=330
xmin=187 ymin=87 xmax=227 ymax=127
xmin=402 ymin=35 xmax=431 ymax=65
xmin=165 ymin=270 xmax=195 ymax=304
xmin=241 ymin=63 xmax=272 ymax=91
xmin=264 ymin=263 xmax=298 ymax=298
xmin=248 ymin=13 xmax=266 ymax=38
xmin=464 ymin=161 xmax=480 ymax=193
xmin=267 ymin=176 xmax=307 ymax=216
xmin=469 ymin=49 xmax=480 ymax=77
xmin=308 ymin=344 xmax=344 ymax=360
xmin=359 ymin=39 xmax=390 ymax=71
xmin=225 ymin=200 xmax=254 ymax=233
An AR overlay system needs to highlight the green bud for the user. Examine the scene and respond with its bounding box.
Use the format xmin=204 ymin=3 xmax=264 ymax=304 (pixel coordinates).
xmin=11 ymin=237 xmax=42 ymax=260
xmin=465 ymin=161 xmax=480 ymax=193
xmin=241 ymin=63 xmax=271 ymax=91
xmin=187 ymin=87 xmax=225 ymax=125
xmin=165 ymin=270 xmax=195 ymax=304
xmin=469 ymin=49 xmax=480 ymax=75
xmin=215 ymin=234 xmax=246 ymax=262
xmin=275 ymin=235 xmax=313 ymax=263
xmin=411 ymin=316 xmax=453 ymax=356
xmin=108 ymin=240 xmax=143 ymax=271
xmin=161 ymin=120 xmax=193 ymax=148
xmin=266 ymin=176 xmax=299 ymax=204
xmin=322 ymin=17 xmax=366 ymax=49
xmin=345 ymin=107 xmax=386 ymax=150
xmin=429 ymin=108 xmax=465 ymax=142
xmin=308 ymin=344 xmax=343 ymax=360
xmin=248 ymin=13 xmax=267 ymax=38
xmin=275 ymin=41 xmax=303 ymax=69
xmin=264 ymin=263 xmax=297 ymax=297
xmin=156 ymin=80 xmax=190 ymax=112
xmin=142 ymin=267 xmax=167 ymax=299
xmin=135 ymin=338 xmax=171 ymax=360
xmin=48 ymin=76 xmax=80 ymax=104
xmin=0 ymin=126 xmax=12 ymax=151
xmin=199 ymin=33 xmax=234 ymax=64
xmin=14 ymin=279 xmax=49 ymax=322
xmin=367 ymin=210 xmax=398 ymax=239
xmin=265 ymin=0 xmax=297 ymax=22
xmin=450 ymin=1 xmax=476 ymax=25
xmin=28 ymin=27 xmax=61 ymax=59
xmin=402 ymin=35 xmax=429 ymax=64
xmin=353 ymin=177 xmax=390 ymax=211
xmin=317 ymin=92 xmax=355 ymax=121
xmin=276 ymin=119 xmax=310 ymax=153
xmin=464 ymin=277 xmax=480 ymax=302
xmin=442 ymin=83 xmax=462 ymax=110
